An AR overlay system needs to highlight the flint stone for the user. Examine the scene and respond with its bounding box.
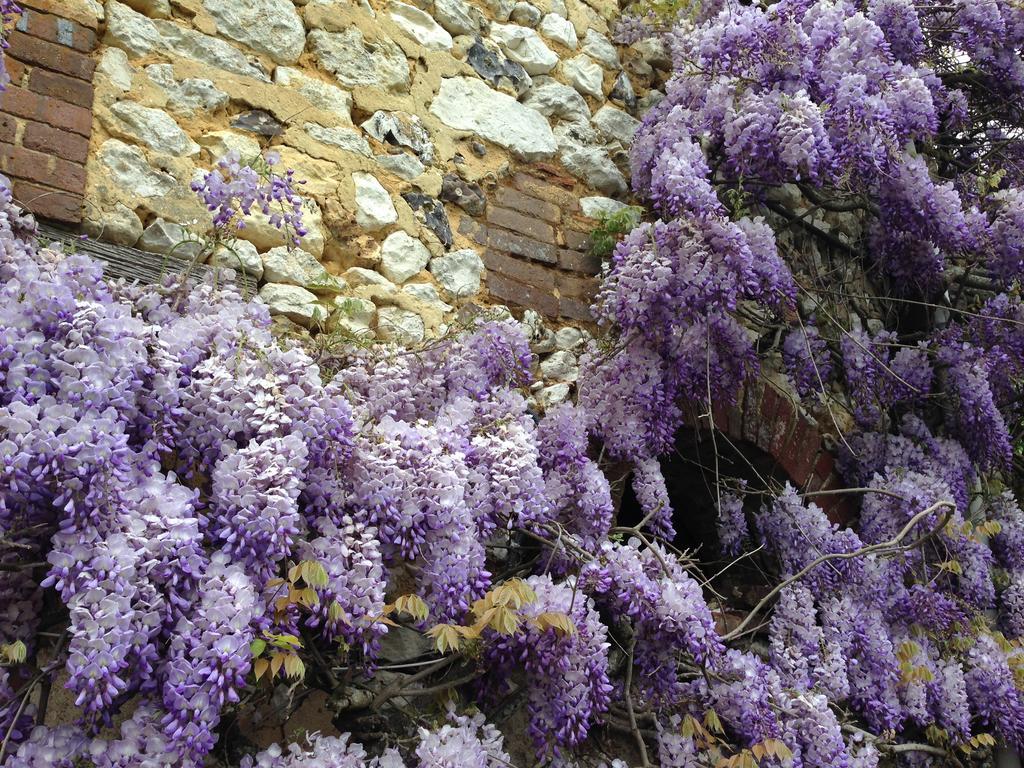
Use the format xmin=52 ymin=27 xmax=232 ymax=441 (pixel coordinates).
xmin=353 ymin=173 xmax=398 ymax=230
xmin=262 ymin=246 xmax=346 ymax=294
xmin=107 ymin=101 xmax=200 ymax=156
xmin=489 ymin=22 xmax=559 ymax=75
xmin=430 ymin=77 xmax=556 ymax=161
xmin=401 ymin=192 xmax=452 ymax=248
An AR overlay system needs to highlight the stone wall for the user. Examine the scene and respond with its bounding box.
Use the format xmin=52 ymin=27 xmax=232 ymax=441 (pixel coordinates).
xmin=0 ymin=0 xmax=99 ymax=223
xmin=41 ymin=0 xmax=671 ymax=363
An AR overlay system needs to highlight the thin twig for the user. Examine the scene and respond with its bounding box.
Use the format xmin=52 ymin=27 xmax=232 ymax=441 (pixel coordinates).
xmin=723 ymin=500 xmax=955 ymax=641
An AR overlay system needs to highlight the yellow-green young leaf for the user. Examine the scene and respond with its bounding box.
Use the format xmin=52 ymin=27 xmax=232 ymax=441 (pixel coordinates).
xmin=302 ymin=560 xmax=329 ymax=588
xmin=489 ymin=606 xmax=521 ymax=635
xmin=268 ymin=633 xmax=302 ymax=649
xmin=270 ymin=653 xmax=285 ymax=678
xmin=765 ymin=739 xmax=792 ymax=761
xmin=253 ymin=658 xmax=270 ymax=681
xmin=534 ymin=612 xmax=576 ymax=636
xmin=704 ymin=709 xmax=724 ymax=735
xmin=283 ymin=654 xmax=305 ymax=679
xmin=250 ymin=639 xmax=267 ymax=658
xmin=266 ymin=577 xmax=286 ymax=590
xmin=288 ymin=564 xmax=303 ymax=583
xmin=751 ymin=743 xmax=766 ymax=761
xmin=681 ymin=715 xmax=697 ymax=740
xmin=328 ymin=602 xmax=350 ymax=625
xmin=394 ymin=594 xmax=429 ymax=622
xmin=426 ymin=624 xmax=463 ymax=654
xmin=939 ymin=560 xmax=964 ymax=575
xmin=1 ymin=641 xmax=26 ymax=664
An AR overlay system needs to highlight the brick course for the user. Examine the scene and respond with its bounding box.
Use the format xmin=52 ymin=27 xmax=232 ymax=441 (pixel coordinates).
xmin=458 ymin=165 xmax=613 ymax=322
xmin=0 ymin=4 xmax=97 ymax=223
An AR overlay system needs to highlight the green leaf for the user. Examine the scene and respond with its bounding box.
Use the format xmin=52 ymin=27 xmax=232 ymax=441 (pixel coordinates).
xmin=250 ymin=638 xmax=267 ymax=658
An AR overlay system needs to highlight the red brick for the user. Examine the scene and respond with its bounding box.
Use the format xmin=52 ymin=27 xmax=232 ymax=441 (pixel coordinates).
xmin=726 ymin=386 xmax=745 ymax=440
xmin=512 ymin=172 xmax=580 ymax=211
xmin=820 ymin=496 xmax=855 ymax=526
xmin=457 ymin=216 xmax=486 ymax=244
xmin=768 ymin=391 xmax=798 ymax=459
xmin=10 ymin=178 xmax=80 ymax=222
xmin=7 ymin=31 xmax=95 ymax=81
xmin=711 ymin=397 xmax=731 ymax=432
xmin=0 ymin=85 xmax=91 ymax=135
xmin=5 ymin=58 xmax=28 ymax=88
xmin=486 ymin=226 xmax=556 ymax=263
xmin=742 ymin=381 xmax=764 ymax=444
xmin=557 ymin=248 xmax=601 ymax=275
xmin=482 ymin=249 xmax=555 ymax=289
xmin=0 ymin=114 xmax=16 ymax=144
xmin=555 ymin=271 xmax=598 ymax=299
xmin=558 ymin=295 xmax=594 ymax=322
xmin=28 ymin=67 xmax=93 ymax=108
xmin=813 ymin=451 xmax=835 ymax=482
xmin=780 ymin=418 xmax=822 ymax=487
xmin=16 ymin=9 xmax=97 ymax=52
xmin=23 ymin=120 xmax=89 ymax=163
xmin=563 ymin=229 xmax=592 ymax=251
xmin=487 ymin=272 xmax=560 ymax=317
xmin=18 ymin=0 xmax=99 ymax=30
xmin=0 ymin=143 xmax=86 ymax=194
xmin=493 ymin=186 xmax=561 ymax=223
xmin=486 ymin=204 xmax=556 ymax=244
xmin=755 ymin=385 xmax=780 ymax=453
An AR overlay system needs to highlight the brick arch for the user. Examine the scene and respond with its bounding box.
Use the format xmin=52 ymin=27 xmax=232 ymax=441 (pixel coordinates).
xmin=694 ymin=377 xmax=853 ymax=523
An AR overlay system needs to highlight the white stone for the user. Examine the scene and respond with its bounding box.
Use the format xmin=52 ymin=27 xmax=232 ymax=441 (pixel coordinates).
xmin=208 ymin=239 xmax=263 ymax=279
xmin=429 ymin=248 xmax=483 ymax=298
xmin=122 ymin=0 xmax=171 ymax=17
xmin=304 ymin=123 xmax=371 ymax=156
xmin=97 ymin=139 xmax=177 ymax=198
xmin=562 ymin=54 xmax=604 ymax=98
xmin=554 ymin=326 xmax=585 ymax=350
xmin=521 ymin=76 xmax=590 ymax=122
xmin=259 ymin=283 xmax=327 ymax=327
xmin=376 ymin=153 xmax=425 ymax=180
xmin=481 ymin=0 xmax=515 ymax=20
xmin=352 ymin=173 xmax=398 ymax=231
xmin=107 ymin=102 xmax=200 ymax=156
xmin=237 ymin=198 xmax=326 ymax=258
xmin=146 ymin=64 xmax=228 ymax=115
xmin=326 ymin=296 xmax=376 ymax=337
xmin=580 ymin=195 xmax=627 ymax=218
xmin=402 ymin=283 xmax=453 ymax=315
xmin=489 ymin=23 xmax=559 ymax=75
xmin=202 ymin=0 xmax=306 ymax=64
xmin=198 ymin=130 xmax=261 ymax=161
xmin=389 ymin=1 xmax=453 ymax=50
xmin=539 ymin=13 xmax=576 ymax=47
xmin=104 ymin=1 xmax=163 ymax=57
xmin=106 ymin=3 xmax=271 ymax=80
xmin=510 ymin=2 xmax=541 ymax=26
xmin=274 ymin=67 xmax=352 ymax=121
xmin=138 ymin=218 xmax=205 ymax=259
xmin=559 ymin=140 xmax=626 ymax=196
xmin=344 ymin=267 xmax=397 ymax=289
xmin=434 ymin=0 xmax=479 ymax=35
xmin=262 ymin=246 xmax=346 ymax=293
xmin=308 ymin=28 xmax=409 ymax=91
xmin=592 ymin=104 xmax=640 ymax=145
xmin=539 ymin=350 xmax=579 ymax=381
xmin=96 ymin=48 xmax=133 ymax=91
xmin=84 ymin=203 xmax=143 ymax=246
xmin=537 ymin=382 xmax=570 ymax=408
xmin=430 ymin=77 xmax=556 ymax=161
xmin=379 ymin=230 xmax=431 ymax=283
xmin=152 ymin=20 xmax=271 ymax=81
xmin=581 ymin=29 xmax=619 ymax=68
xmin=634 ymin=37 xmax=670 ymax=69
xmin=377 ymin=306 xmax=425 ymax=344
